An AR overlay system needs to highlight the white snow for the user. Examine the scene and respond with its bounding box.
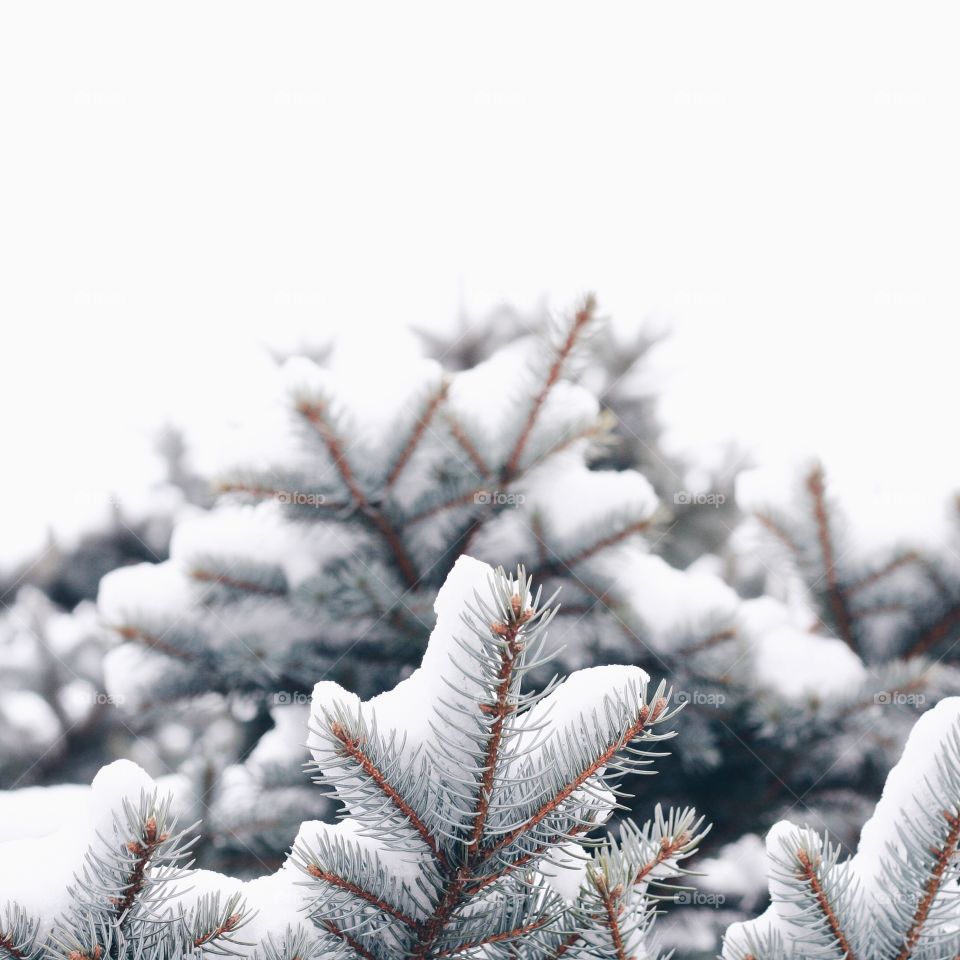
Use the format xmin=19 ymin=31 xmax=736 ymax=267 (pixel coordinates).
xmin=446 ymin=338 xmax=599 ymax=467
xmin=593 ymin=551 xmax=740 ymax=651
xmin=246 ymin=703 xmax=313 ymax=774
xmin=283 ymin=337 xmax=443 ymax=458
xmin=723 ymin=697 xmax=960 ymax=956
xmin=310 ymin=555 xmax=497 ymax=769
xmin=0 ymin=758 xmax=313 ymax=954
xmin=738 ymin=597 xmax=866 ymax=699
xmin=737 ymin=458 xmax=955 ymax=556
xmin=0 ymin=783 xmax=91 ymax=843
xmin=852 ymin=696 xmax=960 ymax=901
xmin=696 ymin=833 xmax=768 ymax=911
xmin=170 ymin=502 xmax=356 ymax=588
xmin=99 ymin=561 xmax=195 ymax=625
xmin=0 ymin=691 xmax=62 ymax=753
xmin=519 ymin=452 xmax=659 ymax=545
xmin=103 ymin=642 xmax=177 ymax=712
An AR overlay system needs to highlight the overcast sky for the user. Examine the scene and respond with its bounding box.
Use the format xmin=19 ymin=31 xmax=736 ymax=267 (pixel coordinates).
xmin=2 ymin=3 xmax=958 ymax=567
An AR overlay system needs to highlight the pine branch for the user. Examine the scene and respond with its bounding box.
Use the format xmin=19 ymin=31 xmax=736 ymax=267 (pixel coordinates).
xmin=328 ymin=721 xmax=448 ymax=870
xmin=502 ymin=295 xmax=597 ymax=482
xmin=189 ymin=567 xmax=288 ymax=597
xmin=905 ymin=600 xmax=960 ymax=659
xmin=595 ymin=874 xmax=630 ymax=960
xmin=192 ymin=911 xmax=245 ymax=948
xmin=794 ymin=847 xmax=857 ymax=960
xmin=467 ymin=595 xmax=532 ymax=857
xmin=806 ymin=466 xmax=856 ymax=653
xmin=754 ymin=512 xmax=803 ymax=558
xmin=894 ymin=810 xmax=960 ymax=960
xmin=443 ymin=413 xmax=490 ymax=479
xmin=724 ymin=707 xmax=960 ymax=960
xmin=109 ymin=815 xmax=170 ymax=917
xmin=298 ymin=562 xmax=692 ymax=960
xmin=845 ymin=550 xmax=921 ymax=597
xmin=486 ymin=695 xmax=668 ymax=859
xmin=320 ymin=921 xmax=378 ymax=960
xmin=304 ymin=866 xmax=418 ymax=929
xmin=384 ymin=381 xmax=449 ymax=489
xmin=539 ymin=516 xmax=654 ymax=574
xmin=113 ymin=624 xmax=198 ymax=662
xmin=296 ymin=397 xmax=419 ymax=588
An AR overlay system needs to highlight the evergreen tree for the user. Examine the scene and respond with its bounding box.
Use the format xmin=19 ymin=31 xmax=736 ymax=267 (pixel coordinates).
xmin=738 ymin=460 xmax=960 ymax=663
xmin=89 ymin=298 xmax=958 ymax=905
xmin=0 ymin=425 xmax=208 ymax=791
xmin=722 ymin=696 xmax=960 ymax=959
xmin=0 ymin=589 xmax=119 ymax=788
xmin=722 ymin=461 xmax=960 ymax=846
xmin=0 ymin=559 xmax=705 ymax=960
xmin=93 ymin=302 xmax=740 ymax=874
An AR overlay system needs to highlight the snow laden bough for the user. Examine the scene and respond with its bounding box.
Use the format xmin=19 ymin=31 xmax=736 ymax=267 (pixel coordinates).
xmin=0 ymin=557 xmax=707 ymax=960
xmin=722 ymin=696 xmax=960 ymax=960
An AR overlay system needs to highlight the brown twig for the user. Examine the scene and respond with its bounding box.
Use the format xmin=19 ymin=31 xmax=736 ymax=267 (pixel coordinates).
xmin=306 ymin=866 xmax=418 ymax=928
xmin=502 ymin=296 xmax=596 ymax=482
xmin=845 ymin=551 xmax=920 ymax=597
xmin=385 ymin=382 xmax=449 ymax=489
xmin=895 ymin=810 xmax=960 ymax=960
xmin=0 ymin=933 xmax=29 ymax=960
xmin=795 ymin=848 xmax=857 ymax=960
xmin=432 ymin=918 xmax=550 ymax=957
xmin=597 ymin=877 xmax=630 ymax=960
xmin=297 ymin=398 xmax=419 ymax=587
xmin=539 ymin=516 xmax=654 ymax=574
xmin=806 ymin=467 xmax=856 ymax=653
xmin=111 ymin=816 xmax=169 ymax=917
xmin=330 ymin=722 xmax=447 ymax=870
xmin=468 ymin=600 xmax=531 ymax=856
xmin=754 ymin=512 xmax=802 ymax=558
xmin=905 ymin=602 xmax=960 ymax=660
xmin=189 ymin=568 xmax=286 ymax=597
xmin=444 ymin=413 xmax=490 ymax=478
xmin=320 ymin=921 xmax=378 ymax=960
xmin=486 ymin=697 xmax=667 ymax=859
xmin=112 ymin=624 xmax=196 ymax=662
xmin=193 ymin=913 xmax=243 ymax=948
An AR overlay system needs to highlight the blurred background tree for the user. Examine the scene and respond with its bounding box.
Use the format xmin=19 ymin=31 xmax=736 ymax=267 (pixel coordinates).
xmin=2 ymin=302 xmax=957 ymax=959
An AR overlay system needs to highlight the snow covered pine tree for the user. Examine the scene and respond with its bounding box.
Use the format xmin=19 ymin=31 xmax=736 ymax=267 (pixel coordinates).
xmin=722 ymin=695 xmax=960 ymax=960
xmin=726 ymin=462 xmax=960 ymax=845
xmin=0 ymin=424 xmax=211 ymax=794
xmin=92 ymin=295 xmax=931 ymax=921
xmin=739 ymin=460 xmax=960 ymax=669
xmin=0 ymin=558 xmax=706 ymax=960
xmin=90 ymin=299 xmax=748 ymax=863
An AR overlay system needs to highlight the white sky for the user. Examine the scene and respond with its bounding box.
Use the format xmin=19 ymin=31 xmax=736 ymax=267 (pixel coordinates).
xmin=2 ymin=3 xmax=959 ymax=568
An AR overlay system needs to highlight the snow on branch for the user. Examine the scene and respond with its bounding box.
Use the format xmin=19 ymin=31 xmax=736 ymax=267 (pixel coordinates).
xmin=2 ymin=557 xmax=705 ymax=960
xmin=297 ymin=556 xmax=706 ymax=959
xmin=722 ymin=697 xmax=960 ymax=960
